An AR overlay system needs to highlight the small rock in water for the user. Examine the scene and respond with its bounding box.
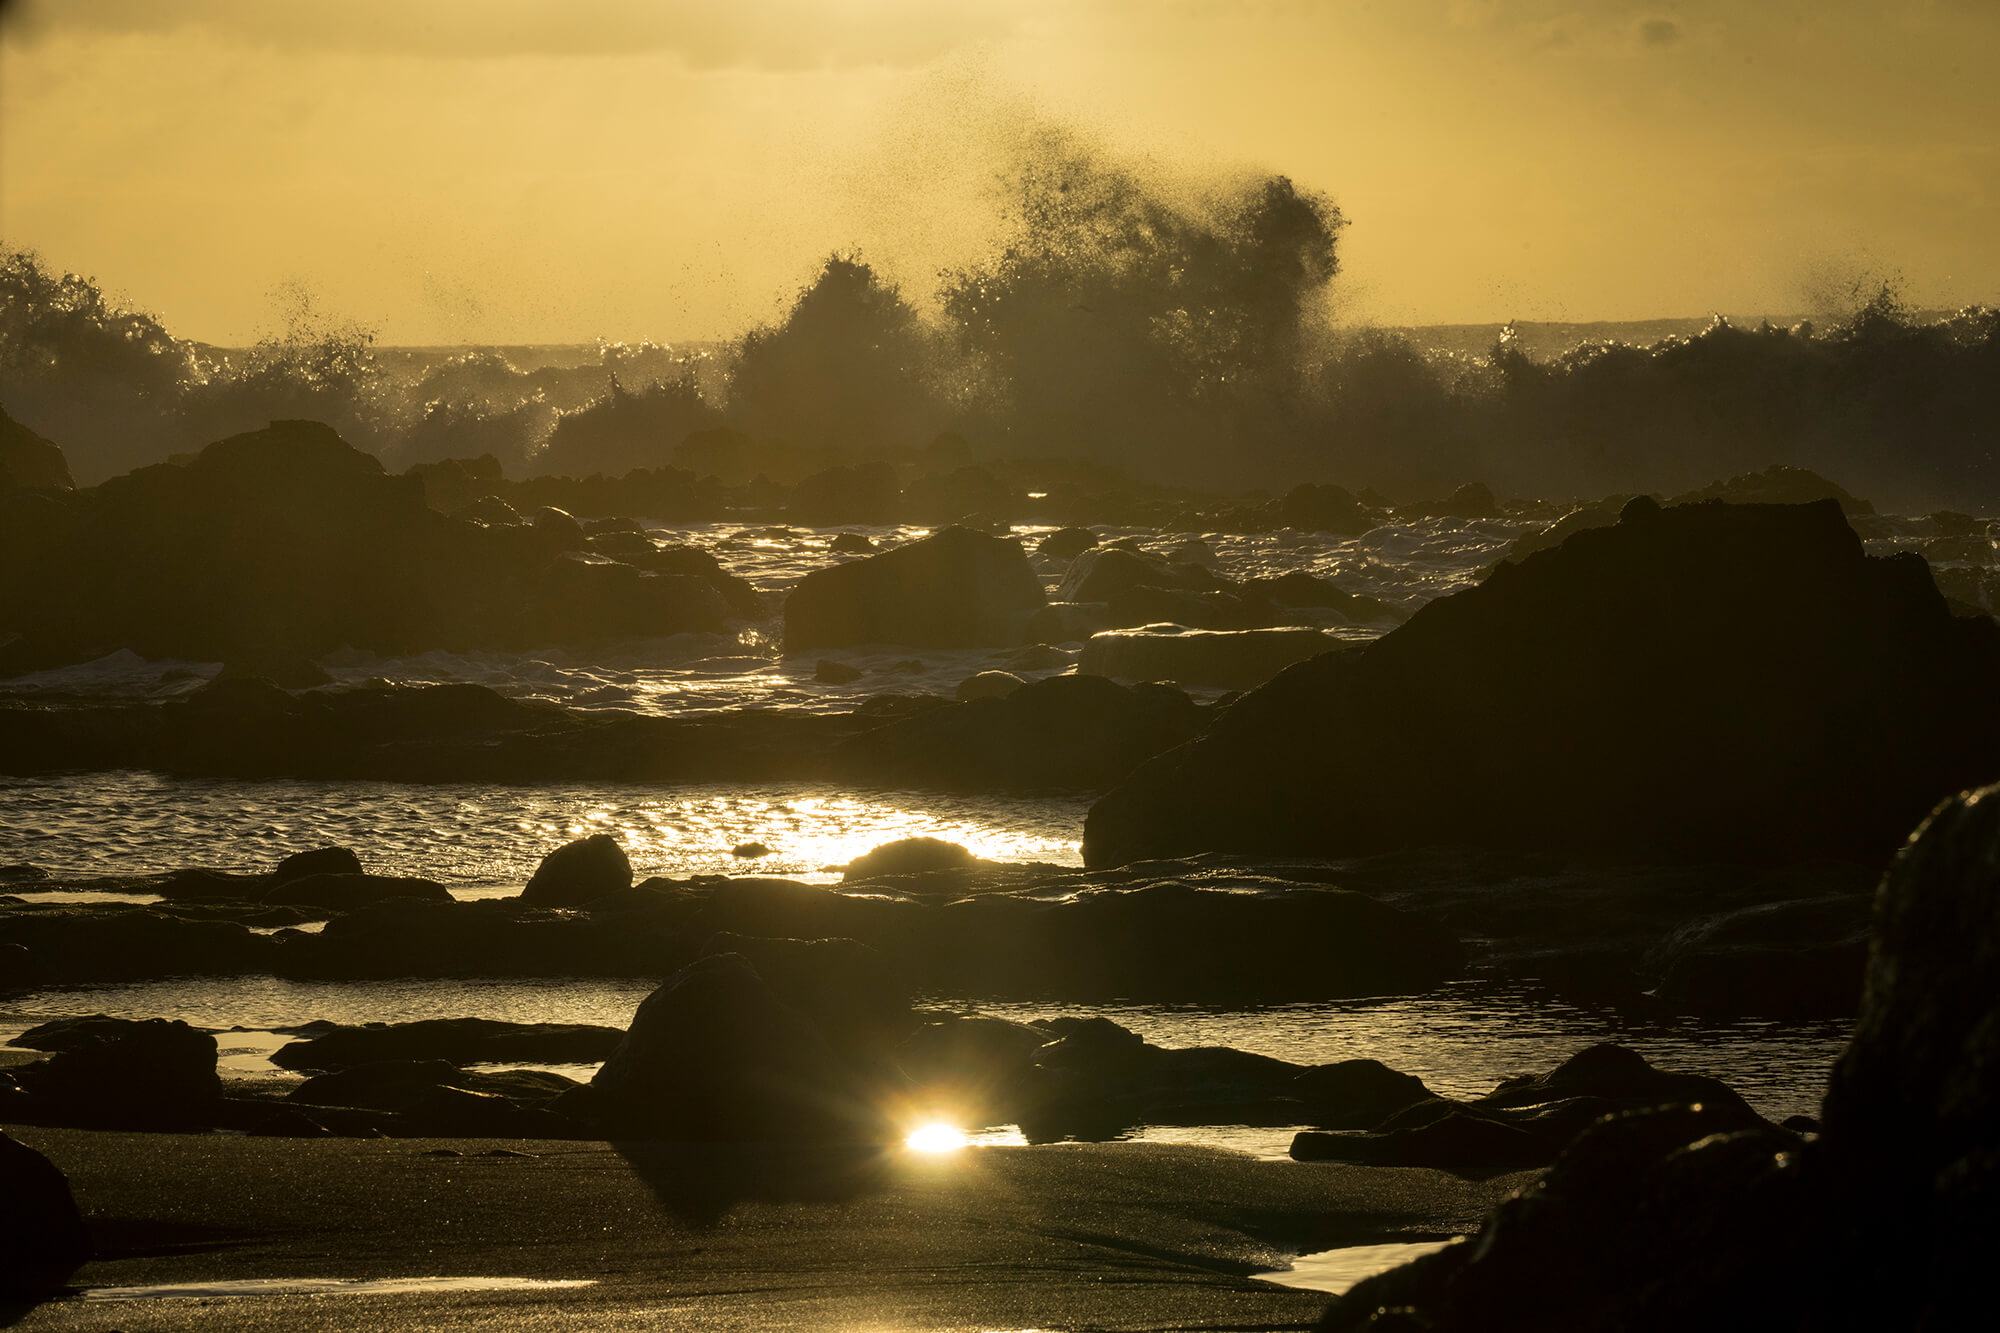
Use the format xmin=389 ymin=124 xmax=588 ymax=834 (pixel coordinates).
xmin=1036 ymin=526 xmax=1099 ymax=560
xmin=843 ymin=837 xmax=978 ymax=880
xmin=883 ymin=659 xmax=926 ymax=675
xmin=829 ymin=532 xmax=876 ymax=554
xmin=814 ymin=659 xmax=863 ymax=684
xmin=955 ymin=670 xmax=1025 ymax=702
xmin=732 ymin=842 xmax=773 ymax=859
xmin=520 ymin=834 xmax=633 ymax=910
xmin=270 ymin=845 xmax=363 ymax=887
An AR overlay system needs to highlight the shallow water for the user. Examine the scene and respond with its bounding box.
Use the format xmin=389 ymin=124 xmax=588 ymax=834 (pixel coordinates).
xmin=0 ymin=773 xmax=1088 ymax=890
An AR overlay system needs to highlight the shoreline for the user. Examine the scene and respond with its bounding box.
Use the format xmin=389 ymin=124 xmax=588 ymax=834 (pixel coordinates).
xmin=5 ymin=1127 xmax=1533 ymax=1331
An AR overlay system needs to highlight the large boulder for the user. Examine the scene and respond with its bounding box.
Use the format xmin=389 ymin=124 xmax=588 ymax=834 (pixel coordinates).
xmin=783 ymin=525 xmax=1046 ymax=652
xmin=8 ymin=1015 xmax=220 ymax=1128
xmin=1086 ymin=500 xmax=2000 ymax=867
xmin=0 ymin=1131 xmax=91 ymax=1299
xmin=520 ymin=834 xmax=633 ymax=909
xmin=587 ymin=953 xmax=898 ymax=1142
xmin=0 ymin=406 xmax=74 ymax=490
xmin=1317 ymin=784 xmax=2000 ymax=1331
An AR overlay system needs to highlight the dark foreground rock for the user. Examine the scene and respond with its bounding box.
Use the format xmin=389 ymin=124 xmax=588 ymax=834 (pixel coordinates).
xmin=519 ymin=833 xmax=632 ymax=909
xmin=270 ymin=1017 xmax=625 ymax=1071
xmin=583 ymin=953 xmax=901 ymax=1142
xmin=783 ymin=524 xmax=1046 ymax=652
xmin=1087 ymin=499 xmax=2000 ymax=867
xmin=0 ymin=1130 xmax=90 ymax=1299
xmin=1317 ymin=783 xmax=2000 ymax=1331
xmin=3 ymin=1016 xmax=219 ymax=1130
xmin=1290 ymin=1043 xmax=1770 ymax=1170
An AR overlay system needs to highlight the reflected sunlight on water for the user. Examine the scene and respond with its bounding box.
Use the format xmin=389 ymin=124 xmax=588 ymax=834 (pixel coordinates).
xmin=0 ymin=774 xmax=1087 ymax=889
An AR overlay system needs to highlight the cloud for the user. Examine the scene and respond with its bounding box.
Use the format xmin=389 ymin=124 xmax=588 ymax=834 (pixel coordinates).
xmin=1636 ymin=16 xmax=1683 ymax=47
xmin=4 ymin=0 xmax=1018 ymax=69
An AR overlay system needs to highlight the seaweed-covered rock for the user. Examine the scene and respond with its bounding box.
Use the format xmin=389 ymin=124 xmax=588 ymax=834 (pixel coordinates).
xmin=1087 ymin=500 xmax=2000 ymax=867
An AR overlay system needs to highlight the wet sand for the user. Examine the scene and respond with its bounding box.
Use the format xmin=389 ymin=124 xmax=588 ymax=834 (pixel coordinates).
xmin=5 ymin=1127 xmax=1533 ymax=1331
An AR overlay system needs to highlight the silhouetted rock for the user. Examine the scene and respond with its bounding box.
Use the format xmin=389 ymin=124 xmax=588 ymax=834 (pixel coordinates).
xmin=1080 ymin=625 xmax=1336 ymax=689
xmin=814 ymin=659 xmax=863 ymax=684
xmin=899 ymin=466 xmax=1023 ymax=525
xmin=587 ymin=953 xmax=899 ymax=1142
xmin=261 ymin=873 xmax=451 ymax=910
xmin=270 ymin=845 xmax=364 ymax=886
xmin=1400 ymin=480 xmax=1500 ymax=520
xmin=1671 ymin=463 xmax=1873 ymax=514
xmin=271 ymin=1017 xmax=625 ymax=1071
xmin=843 ymin=838 xmax=978 ymax=879
xmin=0 ymin=1130 xmax=90 ymax=1298
xmin=1036 ymin=526 xmax=1099 ymax=560
xmin=954 ymin=670 xmax=1024 ymax=702
xmin=1317 ymin=784 xmax=2000 ymax=1332
xmin=1055 ymin=547 xmax=1218 ymax=603
xmin=9 ymin=1015 xmax=219 ymax=1129
xmin=834 ymin=673 xmax=1204 ymax=790
xmin=828 ymin=531 xmax=877 ymax=554
xmin=695 ymin=933 xmax=910 ymax=1048
xmin=1086 ymin=500 xmax=2000 ymax=867
xmin=0 ymin=406 xmax=74 ymax=490
xmin=519 ymin=834 xmax=633 ymax=909
xmin=789 ymin=462 xmax=900 ymax=526
xmin=1279 ymin=483 xmax=1374 ymax=534
xmin=783 ymin=525 xmax=1046 ymax=652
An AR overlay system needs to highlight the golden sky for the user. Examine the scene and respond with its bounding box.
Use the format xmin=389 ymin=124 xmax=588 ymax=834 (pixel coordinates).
xmin=4 ymin=0 xmax=1996 ymax=345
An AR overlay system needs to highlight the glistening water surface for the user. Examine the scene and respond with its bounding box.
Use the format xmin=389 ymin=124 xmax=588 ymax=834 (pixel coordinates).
xmin=0 ymin=773 xmax=1088 ymax=889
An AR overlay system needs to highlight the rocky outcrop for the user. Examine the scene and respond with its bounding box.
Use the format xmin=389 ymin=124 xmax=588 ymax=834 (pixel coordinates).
xmin=0 ymin=1131 xmax=90 ymax=1299
xmin=783 ymin=525 xmax=1046 ymax=652
xmin=0 ymin=406 xmax=74 ymax=490
xmin=1087 ymin=500 xmax=2000 ymax=867
xmin=1317 ymin=783 xmax=2000 ymax=1332
xmin=0 ymin=420 xmax=737 ymax=669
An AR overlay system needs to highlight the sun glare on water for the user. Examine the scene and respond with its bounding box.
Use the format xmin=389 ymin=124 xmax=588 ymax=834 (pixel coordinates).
xmin=904 ymin=1122 xmax=969 ymax=1153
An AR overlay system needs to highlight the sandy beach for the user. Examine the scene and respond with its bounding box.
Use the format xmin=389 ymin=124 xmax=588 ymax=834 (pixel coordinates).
xmin=3 ymin=1127 xmax=1531 ymax=1331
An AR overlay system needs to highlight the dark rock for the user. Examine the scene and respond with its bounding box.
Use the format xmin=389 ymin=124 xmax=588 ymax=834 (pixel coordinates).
xmin=834 ymin=673 xmax=1205 ymax=791
xmin=270 ymin=1017 xmax=625 ymax=1071
xmin=789 ymin=462 xmax=900 ymax=526
xmin=828 ymin=532 xmax=877 ymax=554
xmin=530 ymin=505 xmax=588 ymax=550
xmin=1087 ymin=500 xmax=2000 ymax=867
xmin=270 ymin=845 xmax=364 ymax=886
xmin=1670 ymin=464 xmax=1873 ymax=514
xmin=1400 ymin=480 xmax=1500 ymax=520
xmin=587 ymin=953 xmax=899 ymax=1142
xmin=783 ymin=525 xmax=1046 ymax=652
xmin=261 ymin=873 xmax=450 ymax=909
xmin=454 ymin=494 xmax=522 ymax=526
xmin=1242 ymin=571 xmax=1406 ymax=624
xmin=1279 ymin=483 xmax=1374 ymax=534
xmin=0 ymin=1130 xmax=91 ymax=1298
xmin=1649 ymin=894 xmax=1871 ymax=1018
xmin=9 ymin=1015 xmax=219 ymax=1128
xmin=843 ymin=838 xmax=978 ymax=879
xmin=1292 ymin=1059 xmax=1436 ymax=1129
xmin=1054 ymin=547 xmax=1218 ymax=604
xmin=520 ymin=834 xmax=633 ymax=909
xmin=0 ymin=406 xmax=74 ymax=491
xmin=1036 ymin=526 xmax=1099 ymax=560
xmin=732 ymin=842 xmax=772 ymax=859
xmin=1079 ymin=625 xmax=1337 ymax=690
xmin=954 ymin=670 xmax=1024 ymax=702
xmin=154 ymin=867 xmax=269 ymax=902
xmin=695 ymin=933 xmax=910 ymax=1047
xmin=815 ymin=659 xmax=863 ymax=684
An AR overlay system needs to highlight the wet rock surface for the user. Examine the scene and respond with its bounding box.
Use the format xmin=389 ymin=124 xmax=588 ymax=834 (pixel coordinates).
xmin=1087 ymin=499 xmax=2000 ymax=867
xmin=0 ymin=1130 xmax=90 ymax=1299
xmin=782 ymin=524 xmax=1046 ymax=652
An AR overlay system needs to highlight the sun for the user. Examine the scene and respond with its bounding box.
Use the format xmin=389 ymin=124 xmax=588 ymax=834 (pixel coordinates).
xmin=903 ymin=1122 xmax=969 ymax=1153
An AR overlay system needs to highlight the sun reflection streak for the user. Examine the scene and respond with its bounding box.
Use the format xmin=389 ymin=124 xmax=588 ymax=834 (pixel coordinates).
xmin=903 ymin=1122 xmax=969 ymax=1153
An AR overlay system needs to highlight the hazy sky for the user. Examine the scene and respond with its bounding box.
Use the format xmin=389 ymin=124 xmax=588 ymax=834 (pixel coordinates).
xmin=4 ymin=0 xmax=1996 ymax=345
